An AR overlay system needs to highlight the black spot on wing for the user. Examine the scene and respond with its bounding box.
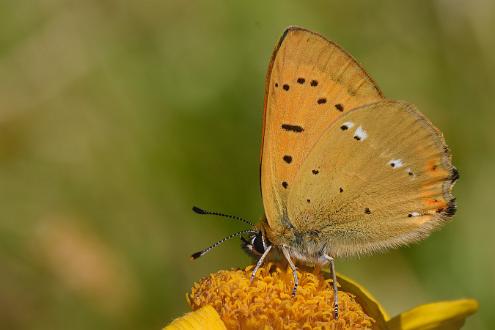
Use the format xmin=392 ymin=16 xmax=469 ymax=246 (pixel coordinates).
xmin=310 ymin=80 xmax=318 ymax=87
xmin=297 ymin=78 xmax=305 ymax=84
xmin=317 ymin=98 xmax=327 ymax=104
xmin=443 ymin=198 xmax=457 ymax=217
xmin=339 ymin=187 xmax=343 ymax=193
xmin=281 ymin=124 xmax=304 ymax=133
xmin=282 ymin=181 xmax=288 ymax=189
xmin=450 ymin=167 xmax=460 ymax=183
xmin=335 ymin=104 xmax=344 ymax=112
xmin=283 ymin=155 xmax=293 ymax=164
xmin=364 ymin=208 xmax=371 ymax=214
xmin=283 ymin=84 xmax=290 ymax=91
xmin=312 ymin=169 xmax=319 ymax=175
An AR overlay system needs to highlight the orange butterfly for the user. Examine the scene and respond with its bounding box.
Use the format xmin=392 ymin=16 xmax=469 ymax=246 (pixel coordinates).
xmin=192 ymin=27 xmax=458 ymax=319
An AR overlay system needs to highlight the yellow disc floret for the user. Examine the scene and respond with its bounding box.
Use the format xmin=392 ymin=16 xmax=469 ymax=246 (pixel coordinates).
xmin=187 ymin=263 xmax=374 ymax=329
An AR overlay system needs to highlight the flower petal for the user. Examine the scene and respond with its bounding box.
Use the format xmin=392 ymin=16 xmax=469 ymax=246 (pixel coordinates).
xmin=386 ymin=299 xmax=479 ymax=330
xmin=335 ymin=273 xmax=389 ymax=329
xmin=164 ymin=305 xmax=226 ymax=330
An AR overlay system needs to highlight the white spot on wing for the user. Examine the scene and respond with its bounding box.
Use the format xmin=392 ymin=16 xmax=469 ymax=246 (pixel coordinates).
xmin=354 ymin=126 xmax=367 ymax=141
xmin=410 ymin=212 xmax=420 ymax=217
xmin=343 ymin=121 xmax=354 ymax=128
xmin=389 ymin=159 xmax=403 ymax=168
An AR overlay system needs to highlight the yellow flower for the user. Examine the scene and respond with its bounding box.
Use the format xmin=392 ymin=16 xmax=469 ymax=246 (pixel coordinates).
xmin=164 ymin=263 xmax=478 ymax=330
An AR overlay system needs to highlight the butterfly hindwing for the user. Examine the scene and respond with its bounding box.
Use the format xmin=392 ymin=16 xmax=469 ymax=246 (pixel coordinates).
xmin=287 ymin=100 xmax=457 ymax=257
xmin=261 ymin=27 xmax=383 ymax=235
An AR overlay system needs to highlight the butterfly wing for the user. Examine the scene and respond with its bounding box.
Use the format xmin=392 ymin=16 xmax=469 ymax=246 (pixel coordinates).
xmin=287 ymin=100 xmax=457 ymax=257
xmin=261 ymin=27 xmax=383 ymax=235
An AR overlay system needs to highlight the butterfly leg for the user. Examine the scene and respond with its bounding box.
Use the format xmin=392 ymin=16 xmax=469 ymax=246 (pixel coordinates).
xmin=325 ymin=254 xmax=339 ymax=319
xmin=281 ymin=245 xmax=299 ymax=297
xmin=250 ymin=245 xmax=272 ymax=283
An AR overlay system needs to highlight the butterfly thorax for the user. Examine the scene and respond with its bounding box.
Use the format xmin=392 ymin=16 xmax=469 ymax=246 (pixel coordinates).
xmin=259 ymin=215 xmax=330 ymax=266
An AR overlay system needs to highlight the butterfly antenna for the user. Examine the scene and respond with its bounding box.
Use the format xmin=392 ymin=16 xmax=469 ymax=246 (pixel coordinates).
xmin=192 ymin=206 xmax=255 ymax=227
xmin=191 ymin=229 xmax=257 ymax=260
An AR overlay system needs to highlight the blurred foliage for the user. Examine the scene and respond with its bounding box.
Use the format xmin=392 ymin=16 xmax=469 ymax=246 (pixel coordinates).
xmin=0 ymin=1 xmax=494 ymax=329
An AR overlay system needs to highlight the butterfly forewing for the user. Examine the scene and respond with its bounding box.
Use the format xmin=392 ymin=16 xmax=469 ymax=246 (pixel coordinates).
xmin=287 ymin=101 xmax=457 ymax=257
xmin=261 ymin=27 xmax=383 ymax=233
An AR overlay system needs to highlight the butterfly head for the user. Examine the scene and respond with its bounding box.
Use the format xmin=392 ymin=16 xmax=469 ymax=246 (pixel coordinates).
xmin=241 ymin=229 xmax=271 ymax=257
xmin=191 ymin=206 xmax=273 ymax=260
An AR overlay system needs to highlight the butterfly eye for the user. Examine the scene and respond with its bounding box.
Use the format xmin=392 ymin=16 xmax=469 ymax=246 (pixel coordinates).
xmin=241 ymin=231 xmax=269 ymax=257
xmin=252 ymin=232 xmax=266 ymax=255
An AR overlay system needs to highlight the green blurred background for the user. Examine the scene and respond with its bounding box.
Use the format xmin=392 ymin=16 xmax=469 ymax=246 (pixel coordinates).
xmin=0 ymin=1 xmax=493 ymax=329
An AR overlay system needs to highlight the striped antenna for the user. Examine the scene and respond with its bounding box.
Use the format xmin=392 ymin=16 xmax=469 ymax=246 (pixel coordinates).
xmin=192 ymin=206 xmax=255 ymax=227
xmin=191 ymin=229 xmax=257 ymax=260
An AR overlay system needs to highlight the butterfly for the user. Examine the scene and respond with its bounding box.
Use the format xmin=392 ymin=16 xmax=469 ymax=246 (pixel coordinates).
xmin=191 ymin=26 xmax=458 ymax=320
